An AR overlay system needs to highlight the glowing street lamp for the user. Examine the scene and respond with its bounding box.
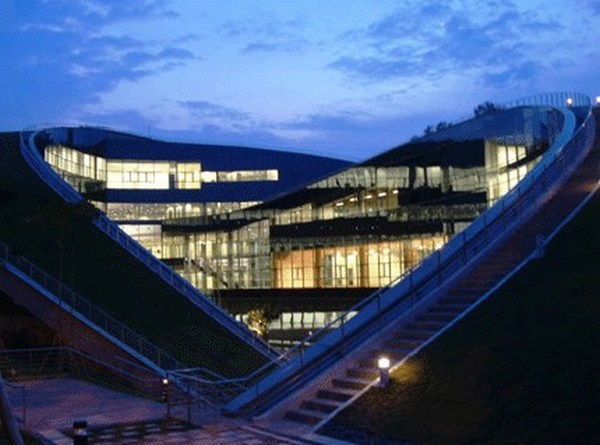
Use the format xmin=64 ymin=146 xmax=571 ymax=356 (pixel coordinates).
xmin=162 ymin=377 xmax=171 ymax=415
xmin=596 ymin=96 xmax=600 ymax=106
xmin=377 ymin=355 xmax=391 ymax=388
xmin=73 ymin=420 xmax=88 ymax=445
xmin=566 ymin=97 xmax=574 ymax=107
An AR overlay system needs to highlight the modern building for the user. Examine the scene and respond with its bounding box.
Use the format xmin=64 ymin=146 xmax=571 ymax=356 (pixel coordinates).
xmin=1 ymin=92 xmax=598 ymax=443
xmin=31 ymin=100 xmax=570 ymax=345
xmin=35 ymin=127 xmax=350 ymax=258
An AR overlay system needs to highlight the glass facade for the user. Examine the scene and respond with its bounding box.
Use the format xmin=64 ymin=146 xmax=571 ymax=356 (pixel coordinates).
xmin=42 ymin=107 xmax=560 ymax=299
xmin=45 ymin=145 xmax=279 ymax=192
xmin=104 ymin=201 xmax=260 ymax=222
xmin=161 ymin=141 xmax=538 ymax=293
xmin=160 ymin=106 xmax=559 ymax=295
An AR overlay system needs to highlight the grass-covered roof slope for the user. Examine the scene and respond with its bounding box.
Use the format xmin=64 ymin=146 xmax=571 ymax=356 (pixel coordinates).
xmin=323 ymin=187 xmax=600 ymax=444
xmin=0 ymin=132 xmax=268 ymax=378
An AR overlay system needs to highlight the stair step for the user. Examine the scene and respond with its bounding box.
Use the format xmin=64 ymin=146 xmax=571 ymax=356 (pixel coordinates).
xmin=446 ymin=288 xmax=482 ymax=297
xmin=316 ymin=388 xmax=354 ymax=402
xmin=407 ymin=321 xmax=447 ymax=331
xmin=301 ymin=399 xmax=339 ymax=414
xmin=439 ymin=294 xmax=479 ymax=304
xmin=417 ymin=312 xmax=456 ymax=323
xmin=332 ymin=377 xmax=370 ymax=390
xmin=346 ymin=367 xmax=379 ymax=380
xmin=284 ymin=408 xmax=324 ymax=425
xmin=381 ymin=348 xmax=412 ymax=359
xmin=428 ymin=302 xmax=469 ymax=313
xmin=394 ymin=329 xmax=433 ymax=340
xmin=384 ymin=338 xmax=421 ymax=350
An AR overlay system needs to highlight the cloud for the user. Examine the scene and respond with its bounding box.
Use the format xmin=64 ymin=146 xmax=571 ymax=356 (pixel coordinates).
xmin=179 ymin=100 xmax=250 ymax=121
xmin=69 ymin=0 xmax=179 ymax=24
xmin=242 ymin=39 xmax=309 ymax=54
xmin=329 ymin=1 xmax=561 ymax=91
xmin=218 ymin=16 xmax=311 ymax=55
xmin=1 ymin=0 xmax=195 ymax=129
xmin=482 ymin=61 xmax=543 ymax=87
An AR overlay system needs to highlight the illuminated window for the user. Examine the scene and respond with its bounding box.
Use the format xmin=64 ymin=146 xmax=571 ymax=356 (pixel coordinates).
xmin=217 ymin=170 xmax=279 ymax=182
xmin=175 ymin=163 xmax=201 ymax=189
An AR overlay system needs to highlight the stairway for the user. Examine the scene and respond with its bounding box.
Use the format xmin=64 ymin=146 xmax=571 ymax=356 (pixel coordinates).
xmin=250 ymin=107 xmax=600 ymax=435
xmin=278 ymin=249 xmax=525 ymax=431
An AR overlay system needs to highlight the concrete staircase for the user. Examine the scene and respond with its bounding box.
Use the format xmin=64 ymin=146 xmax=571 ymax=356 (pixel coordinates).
xmin=277 ymin=249 xmax=524 ymax=431
xmin=251 ymin=107 xmax=600 ymax=435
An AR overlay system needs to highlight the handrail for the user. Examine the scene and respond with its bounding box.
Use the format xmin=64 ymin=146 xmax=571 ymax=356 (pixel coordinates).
xmin=0 ymin=239 xmax=183 ymax=372
xmin=0 ymin=372 xmax=25 ymax=445
xmin=0 ymin=347 xmax=161 ymax=400
xmin=18 ymin=130 xmax=280 ymax=362
xmin=0 ymin=240 xmax=252 ymax=407
xmin=224 ymin=93 xmax=595 ymax=413
xmin=0 ymin=379 xmax=26 ymax=426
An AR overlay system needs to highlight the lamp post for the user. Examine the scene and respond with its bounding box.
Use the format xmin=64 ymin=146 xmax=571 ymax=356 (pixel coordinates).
xmin=162 ymin=378 xmax=170 ymax=417
xmin=377 ymin=356 xmax=391 ymax=388
xmin=566 ymin=97 xmax=573 ymax=107
xmin=73 ymin=420 xmax=88 ymax=445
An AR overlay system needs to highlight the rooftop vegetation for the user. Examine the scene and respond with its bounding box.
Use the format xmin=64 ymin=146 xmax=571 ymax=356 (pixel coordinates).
xmin=0 ymin=132 xmax=267 ymax=378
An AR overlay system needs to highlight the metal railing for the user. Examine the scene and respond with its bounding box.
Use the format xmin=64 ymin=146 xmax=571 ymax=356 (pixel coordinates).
xmin=18 ymin=130 xmax=280 ymax=362
xmin=0 ymin=240 xmax=183 ymax=372
xmin=224 ymin=94 xmax=595 ymax=413
xmin=0 ymin=347 xmax=165 ymax=407
xmin=0 ymin=373 xmax=26 ymax=427
xmin=0 ymin=239 xmax=265 ymax=407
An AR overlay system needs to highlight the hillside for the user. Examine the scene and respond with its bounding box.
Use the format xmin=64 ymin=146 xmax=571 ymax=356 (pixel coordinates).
xmin=323 ymin=188 xmax=600 ymax=444
xmin=0 ymin=132 xmax=268 ymax=377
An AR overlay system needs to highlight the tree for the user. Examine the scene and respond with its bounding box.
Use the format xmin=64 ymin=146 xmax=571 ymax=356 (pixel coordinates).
xmin=473 ymin=101 xmax=503 ymax=117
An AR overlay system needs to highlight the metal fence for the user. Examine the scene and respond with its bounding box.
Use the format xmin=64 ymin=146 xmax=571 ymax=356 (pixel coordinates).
xmin=0 ymin=240 xmax=183 ymax=372
xmin=0 ymin=347 xmax=170 ymax=427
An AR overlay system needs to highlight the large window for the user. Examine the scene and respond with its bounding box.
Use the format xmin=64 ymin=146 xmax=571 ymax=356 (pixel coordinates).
xmin=217 ymin=169 xmax=279 ymax=182
xmin=45 ymin=146 xmax=279 ymax=191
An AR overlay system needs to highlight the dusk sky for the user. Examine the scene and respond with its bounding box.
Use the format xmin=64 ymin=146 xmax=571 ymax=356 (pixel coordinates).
xmin=1 ymin=0 xmax=599 ymax=161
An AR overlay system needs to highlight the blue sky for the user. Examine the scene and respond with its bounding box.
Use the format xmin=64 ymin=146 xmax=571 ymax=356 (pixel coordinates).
xmin=1 ymin=0 xmax=599 ymax=161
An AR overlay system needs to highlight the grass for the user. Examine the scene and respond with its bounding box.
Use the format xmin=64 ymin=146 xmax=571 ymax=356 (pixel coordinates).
xmin=0 ymin=132 xmax=267 ymax=378
xmin=324 ymin=188 xmax=600 ymax=443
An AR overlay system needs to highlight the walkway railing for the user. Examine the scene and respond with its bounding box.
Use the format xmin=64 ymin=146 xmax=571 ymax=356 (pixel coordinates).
xmin=0 ymin=372 xmax=26 ymax=433
xmin=0 ymin=240 xmax=183 ymax=372
xmin=0 ymin=240 xmax=259 ymax=407
xmin=0 ymin=347 xmax=166 ymax=413
xmin=18 ymin=130 xmax=279 ymax=362
xmin=224 ymin=93 xmax=595 ymax=414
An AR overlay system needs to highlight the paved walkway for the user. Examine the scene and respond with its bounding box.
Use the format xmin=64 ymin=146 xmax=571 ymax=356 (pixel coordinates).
xmin=5 ymin=378 xmax=350 ymax=444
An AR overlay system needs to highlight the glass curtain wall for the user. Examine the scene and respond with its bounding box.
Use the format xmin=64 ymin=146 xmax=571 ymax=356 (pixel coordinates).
xmin=162 ymin=107 xmax=560 ymax=295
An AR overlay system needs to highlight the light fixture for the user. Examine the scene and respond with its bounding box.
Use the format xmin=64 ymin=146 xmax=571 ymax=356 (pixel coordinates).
xmin=596 ymin=96 xmax=600 ymax=106
xmin=566 ymin=97 xmax=573 ymax=107
xmin=377 ymin=355 xmax=391 ymax=388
